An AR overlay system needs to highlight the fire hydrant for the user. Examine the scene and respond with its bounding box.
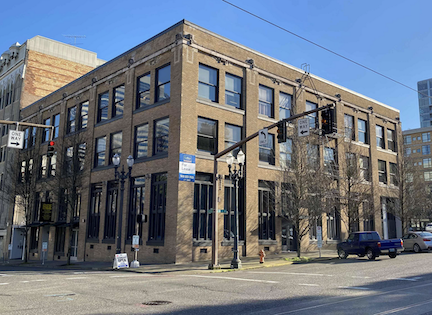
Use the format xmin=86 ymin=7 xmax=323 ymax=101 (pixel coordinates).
xmin=259 ymin=249 xmax=266 ymax=264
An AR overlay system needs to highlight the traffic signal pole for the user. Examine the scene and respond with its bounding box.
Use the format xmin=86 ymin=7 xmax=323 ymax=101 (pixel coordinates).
xmin=209 ymin=103 xmax=334 ymax=269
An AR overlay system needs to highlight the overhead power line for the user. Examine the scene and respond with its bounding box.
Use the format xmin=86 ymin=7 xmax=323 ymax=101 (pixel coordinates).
xmin=222 ymin=0 xmax=426 ymax=99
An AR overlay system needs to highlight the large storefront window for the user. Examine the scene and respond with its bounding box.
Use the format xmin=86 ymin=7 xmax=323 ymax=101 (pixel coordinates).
xmin=193 ymin=173 xmax=213 ymax=241
xmin=223 ymin=178 xmax=244 ymax=241
xmin=148 ymin=173 xmax=167 ymax=243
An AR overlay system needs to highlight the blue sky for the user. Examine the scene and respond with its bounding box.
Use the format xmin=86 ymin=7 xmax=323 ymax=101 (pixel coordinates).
xmin=1 ymin=0 xmax=430 ymax=130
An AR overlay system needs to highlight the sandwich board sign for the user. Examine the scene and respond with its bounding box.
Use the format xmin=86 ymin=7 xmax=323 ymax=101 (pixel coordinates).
xmin=113 ymin=253 xmax=129 ymax=269
xmin=8 ymin=130 xmax=24 ymax=149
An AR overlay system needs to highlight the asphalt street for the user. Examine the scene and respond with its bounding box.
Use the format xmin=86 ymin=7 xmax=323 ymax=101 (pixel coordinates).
xmin=1 ymin=252 xmax=432 ymax=315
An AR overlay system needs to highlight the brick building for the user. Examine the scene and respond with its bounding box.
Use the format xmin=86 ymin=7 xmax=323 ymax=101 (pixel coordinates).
xmin=0 ymin=36 xmax=104 ymax=260
xmin=15 ymin=20 xmax=402 ymax=264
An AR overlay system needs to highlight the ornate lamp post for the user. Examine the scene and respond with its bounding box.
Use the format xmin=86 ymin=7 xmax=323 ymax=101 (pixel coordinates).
xmin=112 ymin=153 xmax=134 ymax=254
xmin=226 ymin=149 xmax=245 ymax=269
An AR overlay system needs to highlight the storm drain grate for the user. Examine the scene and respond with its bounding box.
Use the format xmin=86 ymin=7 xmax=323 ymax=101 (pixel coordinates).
xmin=142 ymin=301 xmax=172 ymax=306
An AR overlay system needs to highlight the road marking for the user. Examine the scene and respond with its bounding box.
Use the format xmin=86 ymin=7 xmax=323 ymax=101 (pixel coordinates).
xmin=181 ymin=275 xmax=278 ymax=284
xmin=338 ymin=286 xmax=370 ymax=290
xmin=65 ymin=277 xmax=88 ymax=280
xmin=248 ymin=272 xmax=333 ymax=277
xmin=0 ymin=274 xmax=12 ymax=277
xmin=33 ymin=279 xmax=46 ymax=282
xmin=386 ymin=277 xmax=421 ymax=282
xmin=298 ymin=283 xmax=319 ymax=286
xmin=373 ymin=298 xmax=432 ymax=315
xmin=271 ymin=281 xmax=432 ymax=315
xmin=20 ymin=281 xmax=30 ymax=283
xmin=0 ymin=283 xmax=9 ymax=285
xmin=351 ymin=276 xmax=371 ymax=279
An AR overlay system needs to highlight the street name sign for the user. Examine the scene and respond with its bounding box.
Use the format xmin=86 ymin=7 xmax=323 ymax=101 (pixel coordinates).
xmin=8 ymin=130 xmax=24 ymax=149
xmin=298 ymin=118 xmax=310 ymax=137
xmin=259 ymin=129 xmax=268 ymax=146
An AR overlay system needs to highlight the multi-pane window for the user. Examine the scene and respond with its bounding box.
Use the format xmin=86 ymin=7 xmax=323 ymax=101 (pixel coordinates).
xmin=43 ymin=117 xmax=51 ymax=142
xmin=135 ymin=124 xmax=149 ymax=159
xmin=358 ymin=119 xmax=368 ymax=144
xmin=156 ymin=64 xmax=171 ymax=102
xmin=223 ymin=178 xmax=244 ymax=241
xmin=97 ymin=91 xmax=109 ymax=123
xmin=424 ymin=171 xmax=432 ymax=181
xmin=306 ymin=101 xmax=317 ymax=129
xmin=259 ymin=85 xmax=273 ymax=118
xmin=54 ymin=227 xmax=66 ymax=254
xmin=307 ymin=144 xmax=319 ymax=166
xmin=104 ymin=181 xmax=118 ymax=240
xmin=225 ymin=124 xmax=241 ymax=157
xmin=197 ymin=117 xmax=217 ymax=154
xmin=387 ymin=129 xmax=396 ymax=152
xmin=279 ymin=92 xmax=292 ymax=120
xmin=137 ymin=73 xmax=151 ymax=109
xmin=154 ymin=118 xmax=169 ymax=155
xmin=404 ymin=135 xmax=412 ymax=144
xmin=148 ymin=173 xmax=167 ymax=242
xmin=198 ymin=64 xmax=218 ymax=102
xmin=422 ymin=145 xmax=431 ymax=155
xmin=128 ymin=176 xmax=146 ymax=241
xmin=95 ymin=136 xmax=106 ymax=167
xmin=280 ymin=138 xmax=292 ymax=168
xmin=327 ymin=207 xmax=341 ymax=240
xmin=225 ymin=73 xmax=242 ymax=108
xmin=423 ymin=133 xmax=431 ymax=142
xmin=376 ymin=125 xmax=384 ymax=149
xmin=258 ymin=181 xmax=275 ymax=240
xmin=88 ymin=183 xmax=102 ymax=239
xmin=405 ymin=148 xmax=411 ymax=156
xmin=29 ymin=227 xmax=39 ymax=250
xmin=31 ymin=127 xmax=36 ymax=147
xmin=112 ymin=85 xmax=125 ymax=118
xmin=40 ymin=154 xmax=56 ymax=178
xmin=65 ymin=146 xmax=73 ymax=174
xmin=67 ymin=106 xmax=76 ymax=133
xmin=324 ymin=147 xmax=337 ymax=173
xmin=78 ymin=143 xmax=86 ymax=171
xmin=193 ymin=173 xmax=213 ymax=241
xmin=310 ymin=215 xmax=322 ymax=240
xmin=79 ymin=101 xmax=89 ymax=130
xmin=424 ymin=158 xmax=432 ymax=168
xmin=362 ymin=201 xmax=374 ymax=231
xmin=53 ymin=114 xmax=60 ymax=139
xmin=110 ymin=132 xmax=122 ymax=163
xmin=24 ymin=128 xmax=30 ymax=149
xmin=259 ymin=133 xmax=275 ymax=165
xmin=359 ymin=156 xmax=370 ymax=181
xmin=378 ymin=160 xmax=387 ymax=184
xmin=50 ymin=153 xmax=57 ymax=177
xmin=389 ymin=162 xmax=398 ymax=186
xmin=344 ymin=114 xmax=355 ymax=140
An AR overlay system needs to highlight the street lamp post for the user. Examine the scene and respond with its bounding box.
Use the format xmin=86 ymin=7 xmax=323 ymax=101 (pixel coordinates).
xmin=112 ymin=154 xmax=134 ymax=255
xmin=226 ymin=149 xmax=245 ymax=269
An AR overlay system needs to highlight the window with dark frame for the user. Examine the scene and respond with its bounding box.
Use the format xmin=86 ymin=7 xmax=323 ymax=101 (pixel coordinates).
xmin=87 ymin=183 xmax=102 ymax=239
xmin=43 ymin=117 xmax=51 ymax=142
xmin=198 ymin=64 xmax=218 ymax=102
xmin=360 ymin=156 xmax=370 ymax=181
xmin=378 ymin=160 xmax=387 ymax=184
xmin=344 ymin=114 xmax=355 ymax=140
xmin=258 ymin=181 xmax=275 ymax=240
xmin=324 ymin=147 xmax=337 ymax=173
xmin=193 ymin=173 xmax=213 ymax=241
xmin=112 ymin=85 xmax=125 ymax=118
xmin=423 ymin=132 xmax=431 ymax=142
xmin=65 ymin=146 xmax=73 ymax=174
xmin=390 ymin=162 xmax=398 ymax=186
xmin=53 ymin=114 xmax=60 ymax=139
xmin=135 ymin=124 xmax=149 ymax=159
xmin=79 ymin=101 xmax=89 ymax=130
xmin=404 ymin=135 xmax=412 ymax=144
xmin=78 ymin=143 xmax=86 ymax=171
xmin=224 ymin=124 xmax=241 ymax=157
xmin=197 ymin=117 xmax=217 ymax=154
xmin=154 ymin=118 xmax=169 ymax=155
xmin=148 ymin=173 xmax=167 ymax=242
xmin=358 ymin=118 xmax=368 ymax=144
xmin=95 ymin=136 xmax=106 ymax=167
xmin=127 ymin=176 xmax=146 ymax=241
xmin=259 ymin=85 xmax=273 ymax=118
xmin=280 ymin=138 xmax=292 ymax=168
xmin=422 ymin=145 xmax=431 ymax=155
xmin=109 ymin=132 xmax=122 ymax=163
xmin=223 ymin=177 xmax=245 ymax=241
xmin=279 ymin=92 xmax=292 ymax=120
xmin=376 ymin=125 xmax=385 ymax=149
xmin=54 ymin=227 xmax=66 ymax=254
xmin=387 ymin=129 xmax=396 ymax=152
xmin=104 ymin=181 xmax=118 ymax=240
xmin=259 ymin=133 xmax=275 ymax=165
xmin=327 ymin=206 xmax=341 ymax=240
xmin=97 ymin=91 xmax=109 ymax=123
xmin=306 ymin=101 xmax=318 ymax=129
xmin=225 ymin=73 xmax=242 ymax=108
xmin=310 ymin=214 xmax=322 ymax=240
xmin=136 ymin=73 xmax=151 ymax=109
xmin=156 ymin=64 xmax=171 ymax=102
xmin=67 ymin=106 xmax=77 ymax=134
xmin=307 ymin=144 xmax=319 ymax=166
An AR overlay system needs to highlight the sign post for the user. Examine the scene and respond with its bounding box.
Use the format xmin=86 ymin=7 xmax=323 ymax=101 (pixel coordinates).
xmin=42 ymin=242 xmax=48 ymax=265
xmin=317 ymin=226 xmax=322 ymax=258
xmin=130 ymin=235 xmax=140 ymax=268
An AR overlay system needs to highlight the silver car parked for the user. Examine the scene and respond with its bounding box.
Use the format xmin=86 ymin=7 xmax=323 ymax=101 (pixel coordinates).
xmin=402 ymin=231 xmax=432 ymax=252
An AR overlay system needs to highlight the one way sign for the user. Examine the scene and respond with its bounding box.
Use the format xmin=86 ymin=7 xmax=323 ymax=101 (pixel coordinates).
xmin=8 ymin=130 xmax=24 ymax=149
xmin=298 ymin=118 xmax=310 ymax=137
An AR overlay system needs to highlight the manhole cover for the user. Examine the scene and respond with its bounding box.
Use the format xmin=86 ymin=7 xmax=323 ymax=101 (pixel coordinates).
xmin=142 ymin=301 xmax=172 ymax=306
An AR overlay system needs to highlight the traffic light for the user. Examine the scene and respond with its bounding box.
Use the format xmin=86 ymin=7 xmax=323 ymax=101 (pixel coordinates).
xmin=321 ymin=108 xmax=336 ymax=135
xmin=277 ymin=121 xmax=287 ymax=143
xmin=47 ymin=141 xmax=55 ymax=158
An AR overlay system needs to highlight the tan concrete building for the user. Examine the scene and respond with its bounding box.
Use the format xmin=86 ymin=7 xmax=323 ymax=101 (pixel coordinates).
xmin=0 ymin=36 xmax=104 ymax=260
xmin=15 ymin=20 xmax=402 ymax=264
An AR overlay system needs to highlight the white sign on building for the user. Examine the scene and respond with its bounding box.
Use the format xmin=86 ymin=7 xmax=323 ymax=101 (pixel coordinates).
xmin=298 ymin=118 xmax=310 ymax=137
xmin=259 ymin=129 xmax=268 ymax=146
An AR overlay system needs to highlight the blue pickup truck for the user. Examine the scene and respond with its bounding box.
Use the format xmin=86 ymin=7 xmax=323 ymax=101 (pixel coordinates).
xmin=337 ymin=231 xmax=403 ymax=260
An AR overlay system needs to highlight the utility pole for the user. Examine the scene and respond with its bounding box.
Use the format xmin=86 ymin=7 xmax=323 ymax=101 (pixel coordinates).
xmin=208 ymin=103 xmax=334 ymax=269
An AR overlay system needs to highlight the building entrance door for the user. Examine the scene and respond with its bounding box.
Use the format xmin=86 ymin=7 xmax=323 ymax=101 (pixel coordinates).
xmin=71 ymin=230 xmax=78 ymax=261
xmin=281 ymin=221 xmax=297 ymax=252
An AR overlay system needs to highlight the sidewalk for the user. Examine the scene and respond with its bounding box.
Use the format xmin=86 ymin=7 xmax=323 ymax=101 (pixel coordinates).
xmin=0 ymin=250 xmax=338 ymax=274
